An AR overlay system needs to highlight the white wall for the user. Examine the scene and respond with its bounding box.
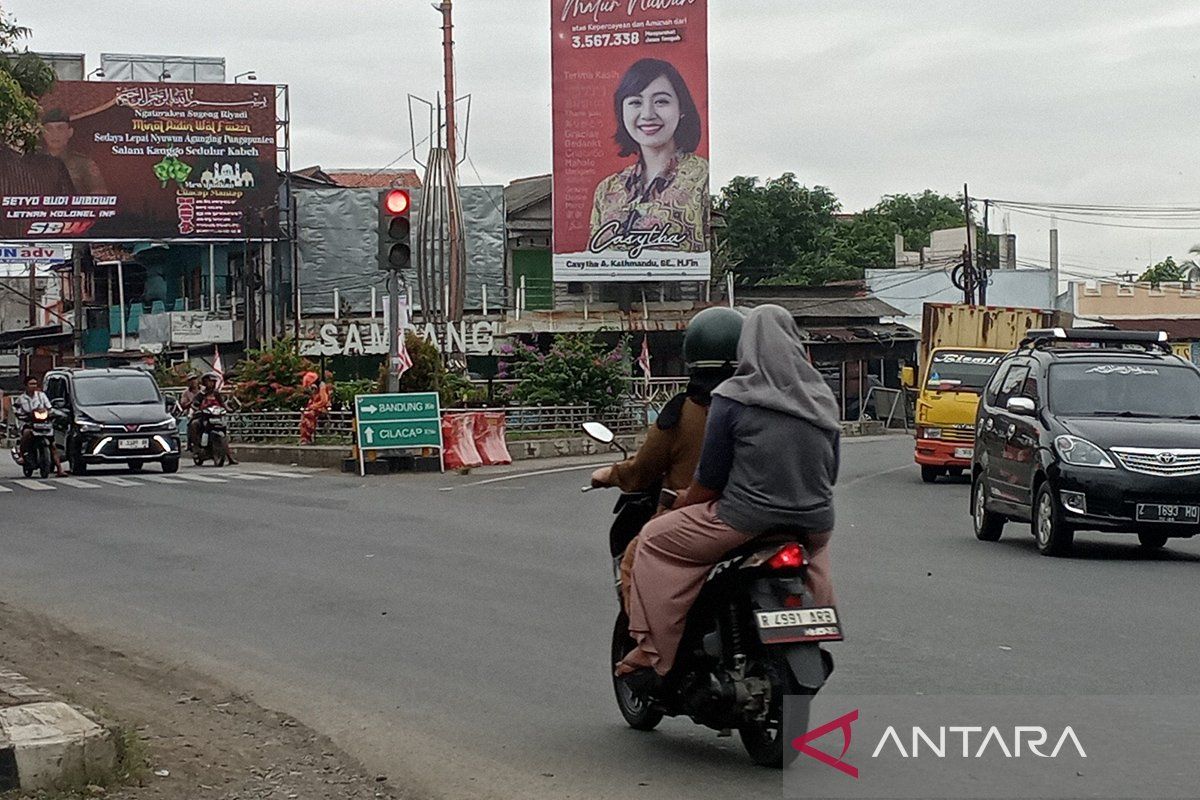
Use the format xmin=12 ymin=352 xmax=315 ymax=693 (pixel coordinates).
xmin=866 ymin=267 xmax=1057 ymax=331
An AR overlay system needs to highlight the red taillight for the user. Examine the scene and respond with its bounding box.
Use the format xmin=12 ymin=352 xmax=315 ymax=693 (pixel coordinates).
xmin=784 ymin=594 xmax=805 ymax=608
xmin=767 ymin=542 xmax=806 ymax=570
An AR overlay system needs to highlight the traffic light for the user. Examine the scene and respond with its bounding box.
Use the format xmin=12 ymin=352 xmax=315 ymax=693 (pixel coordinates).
xmin=378 ymin=189 xmax=412 ymax=271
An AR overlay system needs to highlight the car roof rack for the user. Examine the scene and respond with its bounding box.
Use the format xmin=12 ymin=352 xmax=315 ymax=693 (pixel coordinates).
xmin=1020 ymin=328 xmax=1170 ymax=351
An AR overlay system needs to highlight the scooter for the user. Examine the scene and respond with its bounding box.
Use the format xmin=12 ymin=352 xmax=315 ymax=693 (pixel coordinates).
xmin=192 ymin=406 xmax=232 ymax=466
xmin=582 ymin=421 xmax=840 ymax=768
xmin=11 ymin=408 xmax=56 ymax=479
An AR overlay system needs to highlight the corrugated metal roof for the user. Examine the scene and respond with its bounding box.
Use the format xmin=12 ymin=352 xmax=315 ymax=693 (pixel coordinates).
xmin=324 ymin=169 xmax=422 ymax=189
xmin=1105 ymin=317 xmax=1200 ymax=340
xmin=505 ymin=174 xmax=552 ymax=217
xmin=738 ymin=295 xmax=906 ymax=319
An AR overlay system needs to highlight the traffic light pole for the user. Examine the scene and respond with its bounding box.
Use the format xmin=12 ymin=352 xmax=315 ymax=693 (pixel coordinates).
xmin=387 ymin=270 xmax=401 ymax=393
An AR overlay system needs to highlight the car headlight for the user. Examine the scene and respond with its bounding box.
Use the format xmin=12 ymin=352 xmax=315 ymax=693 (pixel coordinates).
xmin=77 ymin=419 xmax=102 ymax=433
xmin=150 ymin=418 xmax=178 ymax=432
xmin=1054 ymin=435 xmax=1116 ymax=469
xmin=920 ymin=427 xmax=943 ymax=440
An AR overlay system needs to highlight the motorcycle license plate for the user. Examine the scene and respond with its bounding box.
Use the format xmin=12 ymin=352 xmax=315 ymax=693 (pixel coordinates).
xmin=754 ymin=606 xmax=843 ymax=644
xmin=1136 ymin=504 xmax=1199 ymax=524
xmin=118 ymin=438 xmax=149 ymax=450
xmin=954 ymin=447 xmax=974 ymax=459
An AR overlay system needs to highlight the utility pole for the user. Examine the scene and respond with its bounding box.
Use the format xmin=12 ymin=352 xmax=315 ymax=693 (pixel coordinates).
xmin=438 ymin=0 xmax=463 ymax=321
xmin=71 ymin=245 xmax=84 ymax=361
xmin=980 ymin=199 xmax=990 ymax=306
xmin=962 ymin=183 xmax=975 ymax=305
xmin=27 ymin=261 xmax=37 ymax=327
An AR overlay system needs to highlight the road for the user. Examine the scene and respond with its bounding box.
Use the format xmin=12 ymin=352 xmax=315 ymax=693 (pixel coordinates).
xmin=2 ymin=437 xmax=1199 ymax=799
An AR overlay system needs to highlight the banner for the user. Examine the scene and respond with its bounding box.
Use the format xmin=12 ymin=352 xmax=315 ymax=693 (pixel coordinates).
xmin=0 ymin=81 xmax=278 ymax=241
xmin=551 ymin=0 xmax=710 ymax=282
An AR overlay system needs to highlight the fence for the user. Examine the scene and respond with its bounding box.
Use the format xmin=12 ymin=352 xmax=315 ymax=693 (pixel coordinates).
xmin=225 ymin=403 xmax=649 ymax=444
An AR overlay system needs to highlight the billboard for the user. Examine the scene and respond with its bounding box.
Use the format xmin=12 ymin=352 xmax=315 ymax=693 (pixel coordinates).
xmin=551 ymin=0 xmax=710 ymax=282
xmin=0 ymin=81 xmax=278 ymax=241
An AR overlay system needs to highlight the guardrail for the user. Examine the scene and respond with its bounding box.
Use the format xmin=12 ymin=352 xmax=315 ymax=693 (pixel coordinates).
xmin=224 ymin=403 xmax=649 ymax=444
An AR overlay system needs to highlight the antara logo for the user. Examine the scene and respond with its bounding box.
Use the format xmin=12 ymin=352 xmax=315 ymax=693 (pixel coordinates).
xmin=793 ymin=710 xmax=1087 ymax=778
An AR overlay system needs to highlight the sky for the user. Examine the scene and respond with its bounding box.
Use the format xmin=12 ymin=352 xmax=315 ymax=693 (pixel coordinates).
xmin=13 ymin=0 xmax=1200 ymax=282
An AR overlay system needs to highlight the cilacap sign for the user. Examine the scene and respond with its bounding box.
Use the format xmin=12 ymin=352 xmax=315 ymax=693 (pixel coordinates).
xmin=299 ymin=320 xmax=496 ymax=357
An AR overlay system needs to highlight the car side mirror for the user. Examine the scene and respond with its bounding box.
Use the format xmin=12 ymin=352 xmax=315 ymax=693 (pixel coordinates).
xmin=1006 ymin=397 xmax=1036 ymax=417
xmin=50 ymin=397 xmax=66 ymax=410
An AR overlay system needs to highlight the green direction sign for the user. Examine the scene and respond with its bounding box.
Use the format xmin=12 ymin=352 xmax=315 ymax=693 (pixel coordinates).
xmin=354 ymin=392 xmax=442 ymax=452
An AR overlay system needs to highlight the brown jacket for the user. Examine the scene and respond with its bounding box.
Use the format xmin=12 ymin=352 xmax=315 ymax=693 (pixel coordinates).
xmin=609 ymin=396 xmax=710 ymax=497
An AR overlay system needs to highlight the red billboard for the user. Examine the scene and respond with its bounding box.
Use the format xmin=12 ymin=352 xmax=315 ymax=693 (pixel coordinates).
xmin=0 ymin=81 xmax=278 ymax=241
xmin=551 ymin=0 xmax=710 ymax=282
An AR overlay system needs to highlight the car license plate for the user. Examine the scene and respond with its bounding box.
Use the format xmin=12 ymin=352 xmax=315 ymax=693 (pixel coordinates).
xmin=117 ymin=437 xmax=149 ymax=450
xmin=1136 ymin=504 xmax=1200 ymax=524
xmin=754 ymin=606 xmax=843 ymax=643
xmin=954 ymin=447 xmax=974 ymax=459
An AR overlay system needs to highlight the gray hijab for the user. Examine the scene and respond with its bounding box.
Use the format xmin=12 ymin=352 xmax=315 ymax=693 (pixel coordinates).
xmin=713 ymin=304 xmax=842 ymax=432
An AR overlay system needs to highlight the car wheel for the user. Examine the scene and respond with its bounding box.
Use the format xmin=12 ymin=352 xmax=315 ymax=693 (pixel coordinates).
xmin=1033 ymin=483 xmax=1074 ymax=557
xmin=921 ymin=466 xmax=942 ymax=484
xmin=161 ymin=457 xmax=180 ymax=474
xmin=1137 ymin=532 xmax=1169 ymax=549
xmin=972 ymin=476 xmax=1005 ymax=542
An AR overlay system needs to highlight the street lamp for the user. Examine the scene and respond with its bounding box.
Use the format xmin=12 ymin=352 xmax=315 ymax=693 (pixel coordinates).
xmin=234 ymin=71 xmax=257 ymax=83
xmin=86 ymin=67 xmax=105 ymax=79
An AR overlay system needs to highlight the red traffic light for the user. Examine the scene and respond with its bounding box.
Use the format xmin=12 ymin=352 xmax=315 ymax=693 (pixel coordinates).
xmin=384 ymin=189 xmax=410 ymax=215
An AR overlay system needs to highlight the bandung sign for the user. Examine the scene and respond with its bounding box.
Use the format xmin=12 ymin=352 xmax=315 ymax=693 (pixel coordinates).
xmin=299 ymin=320 xmax=496 ymax=357
xmin=551 ymin=0 xmax=711 ymax=282
xmin=0 ymin=81 xmax=278 ymax=241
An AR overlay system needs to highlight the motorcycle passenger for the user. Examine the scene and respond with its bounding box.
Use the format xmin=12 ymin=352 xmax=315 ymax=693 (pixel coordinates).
xmin=179 ymin=373 xmax=202 ymax=452
xmin=590 ymin=307 xmax=743 ymax=608
xmin=195 ymin=372 xmax=237 ymax=466
xmin=618 ymin=305 xmax=841 ymax=680
xmin=13 ymin=375 xmax=66 ymax=476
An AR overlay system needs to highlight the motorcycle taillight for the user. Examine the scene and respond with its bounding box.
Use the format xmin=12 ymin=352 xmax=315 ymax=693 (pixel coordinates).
xmin=767 ymin=542 xmax=807 ymax=570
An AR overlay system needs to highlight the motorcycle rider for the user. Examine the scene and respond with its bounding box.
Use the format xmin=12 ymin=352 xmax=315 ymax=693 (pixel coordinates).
xmin=617 ymin=305 xmax=841 ymax=681
xmin=590 ymin=306 xmax=743 ymax=609
xmin=179 ymin=373 xmax=202 ymax=452
xmin=13 ymin=375 xmax=66 ymax=476
xmin=194 ymin=372 xmax=237 ymax=466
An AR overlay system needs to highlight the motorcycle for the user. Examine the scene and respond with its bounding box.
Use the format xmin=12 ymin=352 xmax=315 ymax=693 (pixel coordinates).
xmin=11 ymin=408 xmax=57 ymax=479
xmin=192 ymin=406 xmax=232 ymax=466
xmin=582 ymin=422 xmax=841 ymax=768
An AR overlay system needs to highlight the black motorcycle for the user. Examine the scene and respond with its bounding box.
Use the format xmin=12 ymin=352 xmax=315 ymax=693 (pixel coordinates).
xmin=583 ymin=422 xmax=840 ymax=768
xmin=12 ymin=407 xmax=56 ymax=479
xmin=192 ymin=406 xmax=232 ymax=466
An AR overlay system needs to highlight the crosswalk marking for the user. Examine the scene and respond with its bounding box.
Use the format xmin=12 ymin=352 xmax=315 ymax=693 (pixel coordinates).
xmin=136 ymin=474 xmax=187 ymax=484
xmin=0 ymin=484 xmax=12 ymax=493
xmin=225 ymin=472 xmax=271 ymax=481
xmin=91 ymin=476 xmax=140 ymax=487
xmin=13 ymin=480 xmax=55 ymax=491
xmin=58 ymin=477 xmax=100 ymax=489
xmin=172 ymin=473 xmax=227 ymax=483
xmin=239 ymin=470 xmax=312 ymax=479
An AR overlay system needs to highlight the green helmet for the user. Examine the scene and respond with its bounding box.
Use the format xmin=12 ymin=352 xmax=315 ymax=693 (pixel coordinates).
xmin=683 ymin=307 xmax=744 ymax=370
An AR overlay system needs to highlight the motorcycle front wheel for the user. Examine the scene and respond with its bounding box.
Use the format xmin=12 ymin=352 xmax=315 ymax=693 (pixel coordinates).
xmin=37 ymin=444 xmax=51 ymax=479
xmin=610 ymin=612 xmax=663 ymax=731
xmin=738 ymin=653 xmax=810 ymax=769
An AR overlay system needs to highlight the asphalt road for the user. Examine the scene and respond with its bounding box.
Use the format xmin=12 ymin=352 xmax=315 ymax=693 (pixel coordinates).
xmin=2 ymin=438 xmax=1199 ymax=799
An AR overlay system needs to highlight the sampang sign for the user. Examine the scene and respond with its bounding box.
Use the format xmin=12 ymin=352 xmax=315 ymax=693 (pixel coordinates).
xmin=551 ymin=0 xmax=711 ymax=282
xmin=0 ymin=81 xmax=278 ymax=241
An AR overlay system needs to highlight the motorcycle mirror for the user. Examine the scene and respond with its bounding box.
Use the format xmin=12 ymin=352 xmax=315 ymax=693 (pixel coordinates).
xmin=582 ymin=422 xmax=615 ymax=445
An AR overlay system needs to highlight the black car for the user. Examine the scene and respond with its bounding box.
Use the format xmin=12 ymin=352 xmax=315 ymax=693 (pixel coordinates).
xmin=43 ymin=368 xmax=181 ymax=475
xmin=970 ymin=328 xmax=1200 ymax=556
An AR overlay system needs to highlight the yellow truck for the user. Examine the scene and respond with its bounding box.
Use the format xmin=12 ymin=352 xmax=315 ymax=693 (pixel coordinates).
xmin=908 ymin=303 xmax=1065 ymax=483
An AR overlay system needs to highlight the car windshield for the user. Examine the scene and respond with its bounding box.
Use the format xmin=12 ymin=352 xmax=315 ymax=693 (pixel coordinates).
xmin=73 ymin=374 xmax=161 ymax=406
xmin=1048 ymin=362 xmax=1200 ymax=418
xmin=925 ymin=350 xmax=1004 ymax=393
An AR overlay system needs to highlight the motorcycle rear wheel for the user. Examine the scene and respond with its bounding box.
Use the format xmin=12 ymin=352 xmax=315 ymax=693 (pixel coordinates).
xmin=610 ymin=612 xmax=663 ymax=731
xmin=738 ymin=654 xmax=809 ymax=769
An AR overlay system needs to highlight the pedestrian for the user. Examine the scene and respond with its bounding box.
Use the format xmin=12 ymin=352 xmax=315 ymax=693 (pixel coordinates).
xmin=299 ymin=371 xmax=332 ymax=446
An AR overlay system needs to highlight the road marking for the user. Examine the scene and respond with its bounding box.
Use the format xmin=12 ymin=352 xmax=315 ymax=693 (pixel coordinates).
xmin=448 ymin=463 xmax=600 ymax=489
xmin=136 ymin=474 xmax=187 ymax=484
xmin=239 ymin=470 xmax=310 ymax=479
xmin=224 ymin=472 xmax=271 ymax=481
xmin=58 ymin=477 xmax=101 ymax=489
xmin=0 ymin=484 xmax=12 ymax=493
xmin=91 ymin=476 xmax=141 ymax=487
xmin=14 ymin=480 xmax=55 ymax=491
xmin=173 ymin=473 xmax=227 ymax=483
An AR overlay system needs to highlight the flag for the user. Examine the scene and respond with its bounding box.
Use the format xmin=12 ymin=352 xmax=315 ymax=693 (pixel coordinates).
xmin=212 ymin=345 xmax=225 ymax=387
xmin=393 ymin=293 xmax=413 ymax=379
xmin=637 ymin=335 xmax=652 ymax=382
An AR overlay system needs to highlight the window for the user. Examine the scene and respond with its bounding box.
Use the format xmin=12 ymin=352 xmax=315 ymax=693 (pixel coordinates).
xmin=1047 ymin=362 xmax=1200 ymax=418
xmin=1019 ymin=370 xmax=1041 ymax=404
xmin=984 ymin=364 xmax=1012 ymax=406
xmin=44 ymin=376 xmax=66 ymax=403
xmin=995 ymin=364 xmax=1031 ymax=409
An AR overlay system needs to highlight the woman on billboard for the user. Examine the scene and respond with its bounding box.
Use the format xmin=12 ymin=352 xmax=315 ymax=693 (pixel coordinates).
xmin=590 ymin=58 xmax=709 ymax=254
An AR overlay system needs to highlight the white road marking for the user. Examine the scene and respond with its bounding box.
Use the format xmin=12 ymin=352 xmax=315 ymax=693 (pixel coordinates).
xmin=449 ymin=463 xmax=600 ymax=489
xmin=136 ymin=474 xmax=187 ymax=484
xmin=14 ymin=480 xmax=55 ymax=491
xmin=0 ymin=484 xmax=13 ymax=493
xmin=91 ymin=476 xmax=141 ymax=487
xmin=224 ymin=472 xmax=271 ymax=481
xmin=239 ymin=470 xmax=310 ymax=479
xmin=58 ymin=477 xmax=101 ymax=489
xmin=173 ymin=472 xmax=227 ymax=483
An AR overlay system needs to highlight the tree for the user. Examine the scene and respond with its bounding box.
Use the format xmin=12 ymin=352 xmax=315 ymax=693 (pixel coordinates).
xmin=1139 ymin=256 xmax=1186 ymax=285
xmin=0 ymin=10 xmax=54 ymax=153
xmin=714 ymin=174 xmax=848 ymax=286
xmin=869 ymin=191 xmax=965 ymax=253
xmin=504 ymin=334 xmax=629 ymax=411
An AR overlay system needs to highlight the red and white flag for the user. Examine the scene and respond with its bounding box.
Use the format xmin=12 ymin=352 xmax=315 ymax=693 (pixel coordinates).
xmin=393 ymin=294 xmax=413 ymax=379
xmin=212 ymin=344 xmax=225 ymax=387
xmin=637 ymin=335 xmax=652 ymax=382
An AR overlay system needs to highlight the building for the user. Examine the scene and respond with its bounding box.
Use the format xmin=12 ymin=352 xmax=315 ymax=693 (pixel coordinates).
xmin=866 ymin=266 xmax=1058 ymax=331
xmin=1061 ymin=278 xmax=1200 ymax=365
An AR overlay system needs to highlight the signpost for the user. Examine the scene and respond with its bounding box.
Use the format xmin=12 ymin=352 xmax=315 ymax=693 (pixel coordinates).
xmin=353 ymin=392 xmax=443 ymax=475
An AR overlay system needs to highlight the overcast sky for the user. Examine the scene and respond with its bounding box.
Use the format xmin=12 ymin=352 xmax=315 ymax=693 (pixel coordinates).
xmin=15 ymin=0 xmax=1200 ymax=281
